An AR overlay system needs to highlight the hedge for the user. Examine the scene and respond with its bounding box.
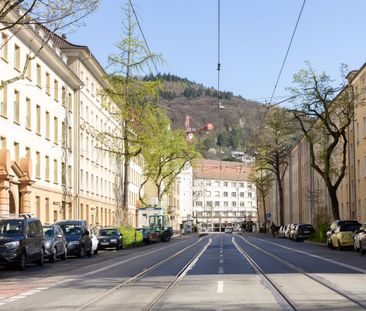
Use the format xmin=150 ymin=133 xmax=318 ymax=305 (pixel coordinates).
xmin=118 ymin=227 xmax=143 ymax=248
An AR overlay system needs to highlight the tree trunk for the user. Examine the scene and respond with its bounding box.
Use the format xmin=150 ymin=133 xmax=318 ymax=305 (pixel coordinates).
xmin=277 ymin=173 xmax=284 ymax=226
xmin=328 ymin=186 xmax=340 ymax=220
xmin=122 ymin=123 xmax=129 ymax=225
xmin=262 ymin=195 xmax=267 ymax=233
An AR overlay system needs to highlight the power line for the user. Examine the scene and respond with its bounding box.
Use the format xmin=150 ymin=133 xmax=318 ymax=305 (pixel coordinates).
xmin=128 ymin=0 xmax=159 ymax=74
xmin=217 ymin=0 xmax=222 ymax=150
xmin=268 ymin=0 xmax=307 ymax=105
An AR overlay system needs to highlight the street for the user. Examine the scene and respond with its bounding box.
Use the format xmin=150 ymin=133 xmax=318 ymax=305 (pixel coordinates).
xmin=1 ymin=234 xmax=366 ymax=310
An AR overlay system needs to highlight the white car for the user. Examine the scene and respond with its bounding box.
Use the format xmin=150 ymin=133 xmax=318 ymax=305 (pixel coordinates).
xmin=354 ymin=223 xmax=366 ymax=252
xmin=90 ymin=227 xmax=99 ymax=255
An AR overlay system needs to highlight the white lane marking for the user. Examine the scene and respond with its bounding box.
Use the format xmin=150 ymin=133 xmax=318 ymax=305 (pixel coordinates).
xmin=36 ymin=287 xmax=49 ymax=290
xmin=219 ymin=267 xmax=224 ymax=274
xmin=217 ymin=281 xmax=224 ymax=293
xmin=219 ymin=258 xmax=224 ymax=264
xmin=250 ymin=237 xmax=366 ymax=274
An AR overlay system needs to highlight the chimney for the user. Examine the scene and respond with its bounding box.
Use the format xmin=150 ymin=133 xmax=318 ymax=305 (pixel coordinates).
xmin=61 ymin=34 xmax=67 ymax=40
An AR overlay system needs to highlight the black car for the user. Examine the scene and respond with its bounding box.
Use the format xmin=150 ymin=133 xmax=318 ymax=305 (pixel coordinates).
xmin=97 ymin=228 xmax=123 ymax=250
xmin=0 ymin=215 xmax=45 ymax=270
xmin=43 ymin=224 xmax=67 ymax=262
xmin=293 ymin=224 xmax=315 ymax=241
xmin=56 ymin=220 xmax=92 ymax=257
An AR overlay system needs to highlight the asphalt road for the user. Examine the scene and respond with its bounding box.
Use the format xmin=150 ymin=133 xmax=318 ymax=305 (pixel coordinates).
xmin=1 ymin=233 xmax=366 ymax=310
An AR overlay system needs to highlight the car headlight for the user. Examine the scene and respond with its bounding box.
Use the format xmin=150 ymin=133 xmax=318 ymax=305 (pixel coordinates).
xmin=68 ymin=241 xmax=80 ymax=245
xmin=5 ymin=241 xmax=19 ymax=248
xmin=110 ymin=239 xmax=117 ymax=243
xmin=45 ymin=241 xmax=52 ymax=249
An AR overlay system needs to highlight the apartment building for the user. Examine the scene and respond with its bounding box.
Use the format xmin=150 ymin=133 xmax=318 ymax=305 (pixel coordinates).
xmin=192 ymin=159 xmax=257 ymax=232
xmin=0 ymin=15 xmax=144 ymax=226
xmin=0 ymin=18 xmax=81 ymax=222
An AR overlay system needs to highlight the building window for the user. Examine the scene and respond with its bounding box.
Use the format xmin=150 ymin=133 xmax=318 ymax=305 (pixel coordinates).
xmin=54 ymin=79 xmax=58 ymax=102
xmin=14 ymin=44 xmax=20 ymax=71
xmin=54 ymin=117 xmax=58 ymax=144
xmin=223 ymin=182 xmax=228 ymax=187
xmin=205 ymin=191 xmax=211 ymax=197
xmin=13 ymin=89 xmax=19 ymax=124
xmin=26 ymin=57 xmax=31 ymax=80
xmin=232 ymin=201 xmax=236 ymax=207
xmin=62 ymin=86 xmax=66 ymax=107
xmin=62 ymin=162 xmax=66 ymax=185
xmin=239 ymin=183 xmax=244 ymax=187
xmin=80 ymin=169 xmax=84 ymax=189
xmin=26 ymin=98 xmax=31 ymax=130
xmin=223 ymin=191 xmax=228 ymax=197
xmin=248 ymin=192 xmax=252 ymax=198
xmin=240 ymin=201 xmax=245 ymax=207
xmin=231 ymin=182 xmax=236 ymax=187
xmin=214 ymin=191 xmax=220 ymax=197
xmin=231 ymin=192 xmax=236 ymax=197
xmin=36 ymin=151 xmax=40 ymax=178
xmin=357 ymin=159 xmax=360 ymax=179
xmin=1 ymin=82 xmax=8 ymax=117
xmin=46 ymin=72 xmax=50 ymax=95
xmin=68 ymin=126 xmax=72 ymax=150
xmin=196 ymin=201 xmax=202 ymax=207
xmin=215 ymin=201 xmax=220 ymax=206
xmin=36 ymin=105 xmax=41 ymax=134
xmin=14 ymin=142 xmax=19 ymax=163
xmin=45 ymin=111 xmax=50 ymax=139
xmin=240 ymin=192 xmax=244 ymax=197
xmin=224 ymin=201 xmax=228 ymax=207
xmin=1 ymin=33 xmax=9 ymax=61
xmin=25 ymin=147 xmax=31 ymax=159
xmin=54 ymin=159 xmax=58 ymax=184
xmin=68 ymin=165 xmax=72 ymax=187
xmin=36 ymin=64 xmax=41 ymax=88
xmin=1 ymin=137 xmax=6 ymax=149
xmin=62 ymin=122 xmax=66 ymax=147
xmin=356 ymin=122 xmax=360 ymax=143
xmin=45 ymin=156 xmax=50 ymax=181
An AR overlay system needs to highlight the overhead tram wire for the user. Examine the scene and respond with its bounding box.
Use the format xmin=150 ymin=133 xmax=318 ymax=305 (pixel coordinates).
xmin=217 ymin=0 xmax=222 ymax=160
xmin=267 ymin=0 xmax=307 ymax=107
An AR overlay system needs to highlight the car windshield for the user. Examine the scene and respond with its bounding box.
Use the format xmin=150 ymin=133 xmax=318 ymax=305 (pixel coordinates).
xmin=43 ymin=226 xmax=54 ymax=238
xmin=0 ymin=219 xmax=24 ymax=236
xmin=299 ymin=224 xmax=313 ymax=230
xmin=99 ymin=229 xmax=117 ymax=236
xmin=339 ymin=223 xmax=360 ymax=232
xmin=60 ymin=224 xmax=82 ymax=235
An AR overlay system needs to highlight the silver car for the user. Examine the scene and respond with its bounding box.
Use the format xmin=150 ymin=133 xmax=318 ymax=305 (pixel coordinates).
xmin=43 ymin=224 xmax=67 ymax=262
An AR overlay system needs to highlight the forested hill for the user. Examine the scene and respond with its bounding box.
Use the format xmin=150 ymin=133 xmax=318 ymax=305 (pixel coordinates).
xmin=143 ymin=73 xmax=266 ymax=159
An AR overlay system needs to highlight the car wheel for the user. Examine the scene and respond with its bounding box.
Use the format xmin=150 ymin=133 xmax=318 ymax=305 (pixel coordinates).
xmin=37 ymin=248 xmax=45 ymax=266
xmin=86 ymin=247 xmax=92 ymax=257
xmin=328 ymin=239 xmax=334 ymax=250
xmin=78 ymin=246 xmax=85 ymax=258
xmin=116 ymin=242 xmax=120 ymax=251
xmin=361 ymin=245 xmax=365 ymax=255
xmin=354 ymin=241 xmax=360 ymax=252
xmin=17 ymin=251 xmax=27 ymax=271
xmin=337 ymin=240 xmax=343 ymax=251
xmin=61 ymin=246 xmax=67 ymax=260
xmin=94 ymin=248 xmax=98 ymax=255
xmin=50 ymin=247 xmax=57 ymax=263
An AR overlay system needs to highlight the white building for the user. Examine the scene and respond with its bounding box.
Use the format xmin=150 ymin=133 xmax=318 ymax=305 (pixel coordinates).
xmin=192 ymin=159 xmax=257 ymax=232
xmin=177 ymin=164 xmax=193 ymax=221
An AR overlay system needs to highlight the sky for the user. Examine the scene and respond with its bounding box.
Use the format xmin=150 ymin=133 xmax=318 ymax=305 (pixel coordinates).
xmin=68 ymin=0 xmax=366 ymax=104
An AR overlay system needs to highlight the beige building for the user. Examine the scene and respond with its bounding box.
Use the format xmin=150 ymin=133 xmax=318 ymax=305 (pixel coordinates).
xmin=0 ymin=15 xmax=144 ymax=226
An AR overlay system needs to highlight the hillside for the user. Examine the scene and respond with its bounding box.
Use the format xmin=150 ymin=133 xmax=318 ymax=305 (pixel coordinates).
xmin=144 ymin=73 xmax=266 ymax=159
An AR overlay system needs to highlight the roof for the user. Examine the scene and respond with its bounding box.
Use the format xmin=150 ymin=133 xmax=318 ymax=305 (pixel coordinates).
xmin=193 ymin=159 xmax=251 ymax=181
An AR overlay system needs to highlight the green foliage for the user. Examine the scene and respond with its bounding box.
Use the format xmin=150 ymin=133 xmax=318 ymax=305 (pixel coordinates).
xmin=118 ymin=227 xmax=143 ymax=247
xmin=309 ymin=223 xmax=330 ymax=243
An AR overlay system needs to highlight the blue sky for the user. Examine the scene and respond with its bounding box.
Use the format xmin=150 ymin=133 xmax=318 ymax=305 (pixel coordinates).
xmin=68 ymin=0 xmax=366 ymax=103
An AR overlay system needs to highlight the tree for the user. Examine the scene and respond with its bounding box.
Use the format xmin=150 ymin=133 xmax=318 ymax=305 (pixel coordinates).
xmin=288 ymin=63 xmax=359 ymax=220
xmin=0 ymin=0 xmax=100 ymax=90
xmin=254 ymin=107 xmax=298 ymax=226
xmin=100 ymin=3 xmax=163 ymax=225
xmin=138 ymin=109 xmax=200 ymax=207
xmin=248 ymin=165 xmax=273 ymax=232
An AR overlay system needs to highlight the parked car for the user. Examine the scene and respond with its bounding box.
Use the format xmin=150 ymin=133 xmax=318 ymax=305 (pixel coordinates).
xmin=56 ymin=220 xmax=92 ymax=257
xmin=289 ymin=224 xmax=298 ymax=240
xmin=136 ymin=227 xmax=151 ymax=244
xmin=354 ymin=223 xmax=366 ymax=252
xmin=278 ymin=226 xmax=286 ymax=238
xmin=0 ymin=214 xmax=44 ymax=270
xmin=292 ymin=224 xmax=315 ymax=242
xmin=43 ymin=224 xmax=67 ymax=262
xmin=284 ymin=225 xmax=292 ymax=239
xmin=97 ymin=228 xmax=123 ymax=250
xmin=326 ymin=220 xmax=361 ymax=250
xmin=89 ymin=227 xmax=99 ymax=255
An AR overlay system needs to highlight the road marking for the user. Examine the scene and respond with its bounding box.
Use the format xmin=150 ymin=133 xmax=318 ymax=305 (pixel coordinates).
xmin=217 ymin=281 xmax=224 ymax=293
xmin=219 ymin=258 xmax=224 ymax=264
xmin=251 ymin=237 xmax=366 ymax=274
xmin=219 ymin=267 xmax=224 ymax=274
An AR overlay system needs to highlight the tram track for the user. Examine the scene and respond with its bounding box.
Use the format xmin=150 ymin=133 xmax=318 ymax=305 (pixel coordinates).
xmin=235 ymin=235 xmax=366 ymax=310
xmin=75 ymin=236 xmax=211 ymax=311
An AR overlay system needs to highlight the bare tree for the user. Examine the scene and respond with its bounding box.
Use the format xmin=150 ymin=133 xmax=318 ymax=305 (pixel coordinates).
xmin=288 ymin=63 xmax=361 ymax=220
